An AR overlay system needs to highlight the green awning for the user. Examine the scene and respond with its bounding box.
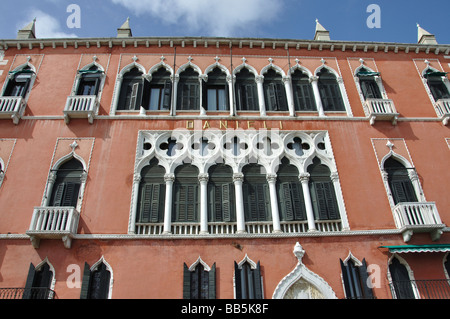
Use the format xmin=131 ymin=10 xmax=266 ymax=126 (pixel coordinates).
xmin=380 ymin=244 xmax=450 ymax=253
xmin=77 ymin=69 xmax=103 ymax=74
xmin=357 ymin=71 xmax=380 ymax=77
xmin=424 ymin=71 xmax=448 ymax=78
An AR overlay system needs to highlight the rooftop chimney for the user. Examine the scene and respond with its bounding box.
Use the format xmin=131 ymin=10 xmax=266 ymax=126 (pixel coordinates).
xmin=117 ymin=18 xmax=133 ymax=38
xmin=314 ymin=19 xmax=330 ymax=41
xmin=17 ymin=18 xmax=36 ymax=39
xmin=417 ymin=24 xmax=437 ymax=45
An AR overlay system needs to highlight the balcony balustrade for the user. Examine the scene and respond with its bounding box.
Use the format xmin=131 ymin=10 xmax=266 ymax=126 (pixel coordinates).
xmin=63 ymin=95 xmax=98 ymax=124
xmin=0 ymin=288 xmax=55 ymax=299
xmin=27 ymin=207 xmax=80 ymax=249
xmin=390 ymin=280 xmax=450 ymax=299
xmin=435 ymin=98 xmax=450 ymax=125
xmin=364 ymin=98 xmax=399 ymax=125
xmin=0 ymin=96 xmax=26 ymax=124
xmin=393 ymin=202 xmax=445 ymax=242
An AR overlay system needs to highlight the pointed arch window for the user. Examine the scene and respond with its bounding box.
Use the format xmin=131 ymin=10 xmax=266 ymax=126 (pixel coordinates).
xmin=148 ymin=67 xmax=172 ymax=111
xmin=50 ymin=158 xmax=84 ymax=208
xmin=24 ymin=262 xmax=54 ymax=299
xmin=276 ymin=158 xmax=306 ymax=221
xmin=242 ymin=164 xmax=271 ymax=222
xmin=81 ymin=261 xmax=112 ymax=299
xmin=117 ymin=67 xmax=145 ymax=111
xmin=357 ymin=67 xmax=382 ymax=100
xmin=4 ymin=66 xmax=35 ymax=98
xmin=234 ymin=260 xmax=263 ymax=299
xmin=205 ymin=67 xmax=228 ymax=111
xmin=340 ymin=257 xmax=374 ymax=299
xmin=177 ymin=67 xmax=200 ymax=111
xmin=235 ymin=68 xmax=258 ymax=111
xmin=173 ymin=164 xmax=199 ymax=222
xmin=307 ymin=158 xmax=340 ymax=220
xmin=76 ymin=65 xmax=103 ymax=97
xmin=208 ymin=164 xmax=235 ymax=223
xmin=317 ymin=68 xmax=345 ymax=111
xmin=389 ymin=257 xmax=416 ymax=299
xmin=183 ymin=260 xmax=216 ymax=299
xmin=384 ymin=157 xmax=418 ymax=205
xmin=424 ymin=69 xmax=450 ymax=101
xmin=291 ymin=69 xmax=316 ymax=111
xmin=263 ymin=69 xmax=288 ymax=111
xmin=136 ymin=158 xmax=166 ymax=223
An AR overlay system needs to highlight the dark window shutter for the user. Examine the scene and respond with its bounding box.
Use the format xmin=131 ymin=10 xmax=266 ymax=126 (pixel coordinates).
xmin=360 ymin=259 xmax=374 ymax=299
xmin=312 ymin=181 xmax=339 ymax=220
xmin=62 ymin=182 xmax=80 ymax=207
xmin=209 ymin=263 xmax=216 ymax=299
xmin=52 ymin=183 xmax=65 ymax=206
xmin=360 ymin=79 xmax=382 ymax=100
xmin=389 ymin=258 xmax=415 ymax=299
xmin=183 ymin=263 xmax=191 ymax=299
xmin=280 ymin=182 xmax=294 ymax=221
xmin=162 ymin=80 xmax=172 ymax=109
xmin=253 ymin=261 xmax=263 ymax=299
xmin=80 ymin=262 xmax=92 ymax=299
xmin=23 ymin=263 xmax=36 ymax=300
xmin=88 ymin=263 xmax=110 ymax=299
xmin=139 ymin=184 xmax=153 ymax=223
xmin=234 ymin=262 xmax=242 ymax=299
xmin=266 ymin=83 xmax=277 ymax=111
xmin=291 ymin=182 xmax=307 ymax=221
xmin=340 ymin=259 xmax=353 ymax=298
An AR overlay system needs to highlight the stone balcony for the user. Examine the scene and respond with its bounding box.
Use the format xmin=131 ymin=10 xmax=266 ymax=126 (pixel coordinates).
xmin=364 ymin=98 xmax=400 ymax=125
xmin=0 ymin=96 xmax=26 ymax=125
xmin=435 ymin=98 xmax=450 ymax=125
xmin=26 ymin=207 xmax=80 ymax=249
xmin=63 ymin=95 xmax=98 ymax=124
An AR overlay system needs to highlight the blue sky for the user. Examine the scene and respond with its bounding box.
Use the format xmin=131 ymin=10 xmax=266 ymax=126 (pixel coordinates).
xmin=1 ymin=0 xmax=449 ymax=44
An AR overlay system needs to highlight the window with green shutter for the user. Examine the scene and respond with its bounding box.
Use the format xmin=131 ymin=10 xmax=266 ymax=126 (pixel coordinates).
xmin=183 ymin=262 xmax=216 ymax=299
xmin=340 ymin=258 xmax=374 ymax=299
xmin=4 ymin=66 xmax=34 ymax=98
xmin=424 ymin=69 xmax=450 ymax=101
xmin=50 ymin=158 xmax=83 ymax=208
xmin=76 ymin=65 xmax=102 ymax=97
xmin=276 ymin=159 xmax=307 ymax=221
xmin=307 ymin=158 xmax=340 ymax=220
xmin=242 ymin=164 xmax=271 ymax=222
xmin=80 ymin=262 xmax=111 ymax=299
xmin=292 ymin=70 xmax=316 ymax=111
xmin=263 ymin=69 xmax=288 ymax=111
xmin=317 ymin=68 xmax=345 ymax=111
xmin=136 ymin=159 xmax=166 ymax=223
xmin=384 ymin=157 xmax=418 ymax=205
xmin=24 ymin=262 xmax=53 ymax=299
xmin=117 ymin=67 xmax=145 ymax=110
xmin=234 ymin=261 xmax=263 ymax=299
xmin=177 ymin=67 xmax=200 ymax=111
xmin=148 ymin=67 xmax=172 ymax=111
xmin=208 ymin=164 xmax=236 ymax=222
xmin=235 ymin=68 xmax=258 ymax=111
xmin=173 ymin=164 xmax=199 ymax=222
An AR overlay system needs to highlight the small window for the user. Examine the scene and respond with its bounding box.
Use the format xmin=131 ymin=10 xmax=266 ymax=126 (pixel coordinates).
xmin=173 ymin=164 xmax=199 ymax=222
xmin=177 ymin=67 xmax=200 ymax=111
xmin=208 ymin=164 xmax=236 ymax=222
xmin=235 ymin=68 xmax=258 ymax=111
xmin=76 ymin=66 xmax=102 ymax=97
xmin=317 ymin=68 xmax=345 ymax=111
xmin=242 ymin=164 xmax=271 ymax=222
xmin=307 ymin=158 xmax=340 ymax=220
xmin=24 ymin=262 xmax=53 ymax=299
xmin=3 ymin=66 xmax=34 ymax=98
xmin=183 ymin=262 xmax=216 ymax=299
xmin=340 ymin=258 xmax=374 ymax=299
xmin=205 ymin=67 xmax=228 ymax=111
xmin=277 ymin=159 xmax=307 ymax=221
xmin=357 ymin=68 xmax=382 ymax=100
xmin=424 ymin=70 xmax=450 ymax=101
xmin=389 ymin=257 xmax=416 ymax=299
xmin=80 ymin=262 xmax=111 ymax=299
xmin=50 ymin=158 xmax=84 ymax=207
xmin=148 ymin=68 xmax=172 ymax=111
xmin=384 ymin=158 xmax=418 ymax=205
xmin=292 ymin=70 xmax=316 ymax=111
xmin=263 ymin=69 xmax=288 ymax=111
xmin=234 ymin=261 xmax=263 ymax=299
xmin=136 ymin=159 xmax=166 ymax=223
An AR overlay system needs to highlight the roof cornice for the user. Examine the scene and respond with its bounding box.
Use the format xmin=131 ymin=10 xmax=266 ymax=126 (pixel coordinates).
xmin=1 ymin=36 xmax=449 ymax=55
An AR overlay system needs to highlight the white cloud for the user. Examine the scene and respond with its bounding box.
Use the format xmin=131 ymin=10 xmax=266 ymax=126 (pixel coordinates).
xmin=111 ymin=0 xmax=284 ymax=37
xmin=19 ymin=9 xmax=78 ymax=38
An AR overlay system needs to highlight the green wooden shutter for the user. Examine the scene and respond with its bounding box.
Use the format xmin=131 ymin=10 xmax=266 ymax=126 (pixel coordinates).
xmin=222 ymin=183 xmax=233 ymax=222
xmin=280 ymin=182 xmax=294 ymax=221
xmin=139 ymin=184 xmax=153 ymax=223
xmin=253 ymin=262 xmax=263 ymax=299
xmin=23 ymin=263 xmax=36 ymax=300
xmin=62 ymin=182 xmax=80 ymax=207
xmin=162 ymin=80 xmax=172 ymax=110
xmin=291 ymin=182 xmax=307 ymax=221
xmin=275 ymin=83 xmax=287 ymax=111
xmin=234 ymin=262 xmax=242 ymax=299
xmin=340 ymin=259 xmax=352 ymax=298
xmin=80 ymin=262 xmax=92 ymax=299
xmin=360 ymin=259 xmax=374 ymax=299
xmin=186 ymin=184 xmax=198 ymax=222
xmin=52 ymin=183 xmax=65 ymax=206
xmin=266 ymin=83 xmax=277 ymax=111
xmin=390 ymin=180 xmax=418 ymax=204
xmin=183 ymin=263 xmax=191 ymax=299
xmin=209 ymin=263 xmax=216 ymax=299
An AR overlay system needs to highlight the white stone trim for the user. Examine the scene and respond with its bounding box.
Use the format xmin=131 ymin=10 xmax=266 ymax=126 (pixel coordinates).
xmin=272 ymin=242 xmax=337 ymax=299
